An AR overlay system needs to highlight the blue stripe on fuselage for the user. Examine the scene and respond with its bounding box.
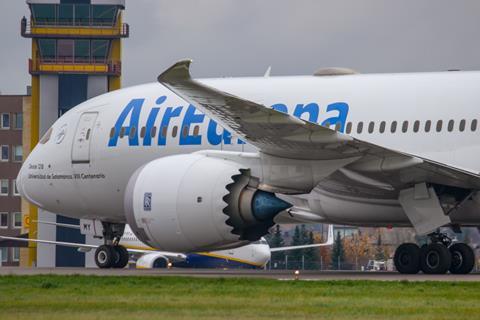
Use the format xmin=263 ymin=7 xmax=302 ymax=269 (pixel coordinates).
xmin=173 ymin=253 xmax=260 ymax=269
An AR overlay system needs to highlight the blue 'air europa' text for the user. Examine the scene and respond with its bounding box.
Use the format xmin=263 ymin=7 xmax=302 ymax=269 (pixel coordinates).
xmin=108 ymin=96 xmax=349 ymax=147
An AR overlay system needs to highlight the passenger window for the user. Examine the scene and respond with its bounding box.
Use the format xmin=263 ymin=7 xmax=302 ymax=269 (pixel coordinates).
xmin=368 ymin=122 xmax=374 ymax=134
xmin=129 ymin=126 xmax=136 ymax=139
xmin=119 ymin=127 xmax=126 ymax=138
xmin=425 ymin=120 xmax=431 ymax=132
xmin=193 ymin=125 xmax=200 ymax=136
xmin=413 ymin=121 xmax=420 ymax=133
xmin=172 ymin=126 xmax=178 ymax=137
xmin=379 ymin=121 xmax=386 ymax=133
xmin=447 ymin=120 xmax=454 ymax=132
xmin=390 ymin=121 xmax=397 ymax=133
xmin=334 ymin=122 xmax=341 ymax=132
xmin=161 ymin=126 xmax=167 ymax=137
xmin=356 ymin=122 xmax=363 ymax=134
xmin=86 ymin=128 xmax=91 ymax=140
xmin=140 ymin=126 xmax=146 ymax=138
xmin=182 ymin=125 xmax=188 ymax=137
xmin=471 ymin=119 xmax=478 ymax=131
xmin=109 ymin=127 xmax=115 ymax=139
xmin=150 ymin=126 xmax=157 ymax=138
xmin=402 ymin=121 xmax=408 ymax=133
xmin=459 ymin=119 xmax=466 ymax=132
xmin=346 ymin=122 xmax=352 ymax=134
xmin=436 ymin=120 xmax=443 ymax=132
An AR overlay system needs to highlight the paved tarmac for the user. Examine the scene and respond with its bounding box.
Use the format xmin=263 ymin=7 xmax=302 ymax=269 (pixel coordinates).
xmin=1 ymin=267 xmax=480 ymax=281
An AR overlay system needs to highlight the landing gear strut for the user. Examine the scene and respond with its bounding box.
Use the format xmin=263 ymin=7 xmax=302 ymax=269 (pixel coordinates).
xmin=94 ymin=222 xmax=129 ymax=269
xmin=393 ymin=231 xmax=475 ymax=275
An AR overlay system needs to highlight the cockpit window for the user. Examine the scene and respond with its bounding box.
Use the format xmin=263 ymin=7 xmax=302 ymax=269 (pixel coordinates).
xmin=39 ymin=127 xmax=53 ymax=144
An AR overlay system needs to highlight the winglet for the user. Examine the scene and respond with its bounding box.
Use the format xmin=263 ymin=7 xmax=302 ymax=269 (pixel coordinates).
xmin=157 ymin=59 xmax=193 ymax=84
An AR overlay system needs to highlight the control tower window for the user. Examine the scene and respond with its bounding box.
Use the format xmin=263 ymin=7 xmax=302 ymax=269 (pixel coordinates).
xmin=57 ymin=39 xmax=74 ymax=62
xmin=58 ymin=4 xmax=74 ymax=25
xmin=75 ymin=4 xmax=91 ymax=26
xmin=92 ymin=40 xmax=109 ymax=62
xmin=31 ymin=4 xmax=56 ymax=24
xmin=38 ymin=39 xmax=56 ymax=60
xmin=75 ymin=40 xmax=90 ymax=62
xmin=92 ymin=5 xmax=117 ymax=25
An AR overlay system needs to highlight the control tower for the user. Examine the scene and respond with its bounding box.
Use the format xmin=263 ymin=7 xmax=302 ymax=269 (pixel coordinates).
xmin=21 ymin=0 xmax=129 ymax=267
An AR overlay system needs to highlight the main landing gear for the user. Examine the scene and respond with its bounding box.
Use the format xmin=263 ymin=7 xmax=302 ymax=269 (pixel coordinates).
xmin=393 ymin=232 xmax=475 ymax=275
xmin=94 ymin=223 xmax=129 ymax=269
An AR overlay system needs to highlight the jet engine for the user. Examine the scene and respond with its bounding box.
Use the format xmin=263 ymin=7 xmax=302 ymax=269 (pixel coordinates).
xmin=124 ymin=154 xmax=291 ymax=252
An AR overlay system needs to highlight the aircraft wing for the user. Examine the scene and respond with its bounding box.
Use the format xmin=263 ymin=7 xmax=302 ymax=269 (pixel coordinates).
xmin=270 ymin=225 xmax=334 ymax=252
xmin=158 ymin=60 xmax=480 ymax=190
xmin=0 ymin=236 xmax=187 ymax=260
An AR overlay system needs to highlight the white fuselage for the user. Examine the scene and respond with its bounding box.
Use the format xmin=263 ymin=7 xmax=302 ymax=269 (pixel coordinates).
xmin=17 ymin=71 xmax=480 ymax=227
xmin=120 ymin=225 xmax=271 ymax=268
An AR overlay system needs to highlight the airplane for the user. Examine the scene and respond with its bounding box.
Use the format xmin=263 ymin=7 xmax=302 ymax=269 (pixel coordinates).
xmin=16 ymin=59 xmax=480 ymax=275
xmin=0 ymin=222 xmax=334 ymax=269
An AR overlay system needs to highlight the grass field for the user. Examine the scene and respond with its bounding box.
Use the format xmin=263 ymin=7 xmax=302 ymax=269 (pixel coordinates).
xmin=0 ymin=276 xmax=479 ymax=319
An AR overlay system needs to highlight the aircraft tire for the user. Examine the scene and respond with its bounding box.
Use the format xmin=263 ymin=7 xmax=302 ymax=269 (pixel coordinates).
xmin=112 ymin=245 xmax=129 ymax=269
xmin=449 ymin=243 xmax=475 ymax=274
xmin=420 ymin=243 xmax=451 ymax=274
xmin=393 ymin=243 xmax=420 ymax=274
xmin=95 ymin=245 xmax=115 ymax=268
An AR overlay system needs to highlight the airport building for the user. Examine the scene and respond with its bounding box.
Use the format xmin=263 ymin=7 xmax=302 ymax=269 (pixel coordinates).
xmin=0 ymin=93 xmax=30 ymax=266
xmin=21 ymin=0 xmax=129 ymax=267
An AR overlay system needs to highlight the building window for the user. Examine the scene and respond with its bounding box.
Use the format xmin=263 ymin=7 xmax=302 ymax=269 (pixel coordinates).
xmin=0 ymin=247 xmax=7 ymax=263
xmin=0 ymin=213 xmax=7 ymax=228
xmin=13 ymin=113 xmax=22 ymax=129
xmin=13 ymin=213 xmax=22 ymax=228
xmin=13 ymin=145 xmax=22 ymax=162
xmin=12 ymin=180 xmax=19 ymax=196
xmin=1 ymin=113 xmax=10 ymax=129
xmin=1 ymin=145 xmax=8 ymax=162
xmin=12 ymin=247 xmax=20 ymax=262
xmin=0 ymin=180 xmax=9 ymax=196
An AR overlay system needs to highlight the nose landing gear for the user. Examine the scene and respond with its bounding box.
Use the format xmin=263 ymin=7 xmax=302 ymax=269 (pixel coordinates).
xmin=393 ymin=232 xmax=475 ymax=275
xmin=94 ymin=222 xmax=129 ymax=269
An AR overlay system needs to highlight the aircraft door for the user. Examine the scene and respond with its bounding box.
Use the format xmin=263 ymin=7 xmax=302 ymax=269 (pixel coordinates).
xmin=72 ymin=112 xmax=98 ymax=164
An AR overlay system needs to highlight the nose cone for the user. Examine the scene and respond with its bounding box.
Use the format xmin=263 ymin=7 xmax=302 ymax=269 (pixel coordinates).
xmin=16 ymin=163 xmax=26 ymax=198
xmin=252 ymin=191 xmax=292 ymax=221
xmin=16 ymin=156 xmax=33 ymax=204
xmin=16 ymin=149 xmax=43 ymax=208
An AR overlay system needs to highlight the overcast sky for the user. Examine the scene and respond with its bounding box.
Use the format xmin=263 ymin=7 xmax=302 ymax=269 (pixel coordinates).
xmin=1 ymin=0 xmax=480 ymax=94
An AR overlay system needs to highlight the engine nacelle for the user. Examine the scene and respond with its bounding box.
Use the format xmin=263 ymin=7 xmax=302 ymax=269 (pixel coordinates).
xmin=136 ymin=253 xmax=170 ymax=269
xmin=124 ymin=154 xmax=291 ymax=252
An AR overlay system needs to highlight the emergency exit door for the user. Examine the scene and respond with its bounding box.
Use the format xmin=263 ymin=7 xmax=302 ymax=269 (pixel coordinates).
xmin=72 ymin=112 xmax=98 ymax=163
